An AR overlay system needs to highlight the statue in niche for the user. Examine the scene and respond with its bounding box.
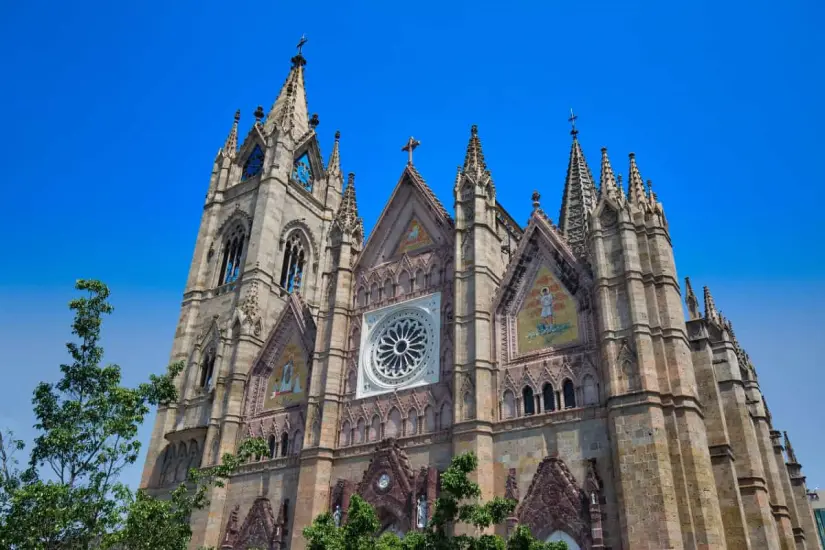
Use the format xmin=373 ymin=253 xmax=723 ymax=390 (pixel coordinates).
xmin=416 ymin=494 xmax=428 ymax=528
xmin=333 ymin=504 xmax=342 ymax=527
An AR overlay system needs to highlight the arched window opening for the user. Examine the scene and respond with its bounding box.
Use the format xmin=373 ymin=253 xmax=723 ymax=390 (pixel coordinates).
xmin=280 ymin=432 xmax=289 ymax=457
xmin=199 ymin=351 xmax=216 ymax=389
xmin=563 ymin=379 xmax=576 ymax=409
xmin=219 ymin=225 xmax=246 ymax=285
xmin=268 ymin=435 xmax=277 ymax=458
xmin=502 ymin=390 xmax=516 ymax=419
xmin=280 ymin=232 xmax=307 ymax=293
xmin=424 ymin=406 xmax=436 ymax=433
xmin=383 ymin=279 xmax=394 ymax=299
xmin=542 ymin=383 xmax=555 ymax=413
xmin=386 ymin=408 xmax=401 ymax=438
xmin=369 ymin=416 xmax=381 ymax=441
xmin=340 ymin=421 xmax=351 ymax=447
xmin=241 ymin=144 xmax=265 ymax=182
xmin=407 ymin=411 xmax=418 ymax=435
xmin=370 ymin=283 xmax=380 ymax=304
xmin=356 ymin=418 xmax=366 ymax=444
xmin=523 ymin=387 xmax=535 ymax=415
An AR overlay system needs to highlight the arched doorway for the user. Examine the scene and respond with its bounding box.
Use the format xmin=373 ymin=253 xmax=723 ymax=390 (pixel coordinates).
xmin=547 ymin=530 xmax=580 ymax=550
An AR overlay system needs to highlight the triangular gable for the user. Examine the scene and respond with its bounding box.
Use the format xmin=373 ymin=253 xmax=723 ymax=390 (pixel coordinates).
xmin=355 ymin=165 xmax=454 ymax=270
xmin=290 ymin=133 xmax=326 ymax=193
xmin=244 ymin=293 xmax=316 ymax=416
xmin=493 ymin=211 xmax=593 ymax=357
xmin=356 ymin=439 xmax=415 ymax=531
xmin=226 ymin=497 xmax=278 ymax=550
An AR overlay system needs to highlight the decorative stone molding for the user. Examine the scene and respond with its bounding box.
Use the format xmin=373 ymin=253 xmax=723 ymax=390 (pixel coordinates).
xmin=221 ymin=496 xmax=288 ymax=550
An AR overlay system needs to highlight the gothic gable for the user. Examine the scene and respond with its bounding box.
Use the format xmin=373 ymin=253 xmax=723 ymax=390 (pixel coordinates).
xmin=244 ymin=293 xmax=316 ymax=417
xmin=356 ymin=165 xmax=454 ymax=271
xmin=221 ymin=497 xmax=287 ymax=550
xmin=289 ymin=133 xmax=326 ymax=195
xmin=494 ymin=212 xmax=594 ymax=362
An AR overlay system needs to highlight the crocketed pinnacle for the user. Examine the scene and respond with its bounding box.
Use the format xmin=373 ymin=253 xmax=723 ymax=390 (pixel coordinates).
xmin=461 ymin=124 xmax=494 ymax=195
xmin=222 ymin=109 xmax=240 ymax=156
xmin=628 ymin=153 xmax=647 ymax=206
xmin=264 ymin=53 xmax=310 ymax=139
xmin=599 ymin=148 xmax=619 ymax=198
xmin=684 ymin=277 xmax=701 ymax=320
xmin=784 ymin=431 xmax=799 ymax=464
xmin=703 ymin=286 xmax=719 ymax=324
xmin=335 ymin=173 xmax=363 ymax=234
xmin=558 ymin=133 xmax=597 ymax=259
xmin=327 ymin=130 xmax=342 ymax=177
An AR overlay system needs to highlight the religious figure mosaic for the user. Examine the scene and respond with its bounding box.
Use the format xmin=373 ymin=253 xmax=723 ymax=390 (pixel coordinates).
xmin=395 ymin=218 xmax=433 ymax=256
xmin=264 ymin=337 xmax=307 ymax=409
xmin=517 ymin=265 xmax=578 ymax=353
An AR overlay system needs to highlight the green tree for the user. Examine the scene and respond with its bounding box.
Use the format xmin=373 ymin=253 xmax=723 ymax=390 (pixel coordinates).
xmin=303 ymin=451 xmax=568 ymax=550
xmin=0 ymin=279 xmax=267 ymax=550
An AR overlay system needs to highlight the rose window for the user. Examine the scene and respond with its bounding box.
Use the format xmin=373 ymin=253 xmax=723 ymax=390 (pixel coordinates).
xmin=368 ymin=309 xmax=434 ymax=386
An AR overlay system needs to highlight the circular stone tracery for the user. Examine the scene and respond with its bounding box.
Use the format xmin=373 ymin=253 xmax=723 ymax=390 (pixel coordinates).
xmin=368 ymin=309 xmax=434 ymax=387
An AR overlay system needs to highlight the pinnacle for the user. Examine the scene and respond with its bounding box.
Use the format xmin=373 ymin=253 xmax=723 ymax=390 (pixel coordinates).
xmin=335 ymin=172 xmax=362 ymax=234
xmin=703 ymin=286 xmax=719 ymax=324
xmin=684 ymin=277 xmax=701 ymax=320
xmin=462 ymin=124 xmax=490 ymax=180
xmin=264 ymin=51 xmax=311 ymax=138
xmin=327 ymin=130 xmax=342 ymax=177
xmin=599 ymin=147 xmax=618 ymax=197
xmin=784 ymin=431 xmax=799 ymax=464
xmin=628 ymin=153 xmax=647 ymax=206
xmin=222 ymin=109 xmax=240 ymax=156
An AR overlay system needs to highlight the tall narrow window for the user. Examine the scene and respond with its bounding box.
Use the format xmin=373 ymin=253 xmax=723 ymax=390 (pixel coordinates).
xmin=280 ymin=232 xmax=306 ymax=292
xmin=542 ymin=383 xmax=555 ymax=412
xmin=280 ymin=432 xmax=289 ymax=457
xmin=268 ymin=435 xmax=277 ymax=459
xmin=241 ymin=145 xmax=265 ymax=182
xmin=523 ymin=387 xmax=535 ymax=415
xmin=199 ymin=351 xmax=216 ymax=389
xmin=563 ymin=379 xmax=576 ymax=409
xmin=291 ymin=152 xmax=313 ymax=191
xmin=218 ymin=225 xmax=246 ymax=285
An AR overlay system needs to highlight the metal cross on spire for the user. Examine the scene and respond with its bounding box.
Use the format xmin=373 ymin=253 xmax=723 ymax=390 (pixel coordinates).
xmin=568 ymin=108 xmax=579 ymax=136
xmin=402 ymin=137 xmax=421 ymax=165
xmin=296 ymin=34 xmax=308 ymax=54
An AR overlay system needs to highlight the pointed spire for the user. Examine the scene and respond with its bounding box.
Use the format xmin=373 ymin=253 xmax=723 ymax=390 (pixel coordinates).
xmin=222 ymin=109 xmax=240 ymax=156
xmin=784 ymin=431 xmax=799 ymax=464
xmin=685 ymin=277 xmax=701 ymax=320
xmin=558 ymin=119 xmax=597 ymax=259
xmin=628 ymin=153 xmax=647 ymax=206
xmin=335 ymin=173 xmax=363 ymax=235
xmin=264 ymin=39 xmax=311 ymax=139
xmin=327 ymin=130 xmax=342 ymax=177
xmin=703 ymin=286 xmax=719 ymax=324
xmin=462 ymin=124 xmax=488 ymax=175
xmin=599 ymin=148 xmax=619 ymax=198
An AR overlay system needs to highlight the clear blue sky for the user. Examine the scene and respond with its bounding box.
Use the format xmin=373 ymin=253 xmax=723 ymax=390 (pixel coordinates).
xmin=1 ymin=0 xmax=823 ymax=492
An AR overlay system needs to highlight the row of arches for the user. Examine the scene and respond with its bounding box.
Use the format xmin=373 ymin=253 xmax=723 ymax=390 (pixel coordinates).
xmin=355 ymin=264 xmax=445 ymax=309
xmin=159 ymin=440 xmax=202 ymax=485
xmin=256 ymin=430 xmax=303 ymax=460
xmin=502 ymin=375 xmax=598 ymax=419
xmin=339 ymin=402 xmax=452 ymax=447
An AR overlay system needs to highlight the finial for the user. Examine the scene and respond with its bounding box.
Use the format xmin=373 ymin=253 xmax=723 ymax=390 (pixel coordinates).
xmin=684 ymin=277 xmax=701 ymax=320
xmin=531 ymin=190 xmax=541 ymax=211
xmin=234 ymin=109 xmax=241 ymax=122
xmin=291 ymin=35 xmax=308 ymax=67
xmin=568 ymin=108 xmax=578 ymax=137
xmin=471 ymin=124 xmax=478 ymax=136
xmin=254 ymin=105 xmax=265 ymax=122
xmin=309 ymin=113 xmax=320 ymax=129
xmin=402 ymin=136 xmax=421 ymax=165
xmin=296 ymin=34 xmax=308 ymax=54
xmin=335 ymin=130 xmax=341 ymax=141
xmin=347 ymin=172 xmax=355 ymax=188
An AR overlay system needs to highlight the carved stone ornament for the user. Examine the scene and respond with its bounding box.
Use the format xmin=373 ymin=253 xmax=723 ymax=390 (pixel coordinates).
xmin=504 ymin=468 xmax=520 ymax=502
xmin=516 ymin=456 xmax=594 ymax=549
xmin=221 ymin=496 xmax=287 ymax=550
xmin=240 ymin=281 xmax=261 ymax=328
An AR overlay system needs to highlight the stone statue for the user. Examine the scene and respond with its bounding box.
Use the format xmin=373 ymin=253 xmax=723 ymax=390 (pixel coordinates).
xmin=416 ymin=494 xmax=428 ymax=528
xmin=333 ymin=504 xmax=342 ymax=527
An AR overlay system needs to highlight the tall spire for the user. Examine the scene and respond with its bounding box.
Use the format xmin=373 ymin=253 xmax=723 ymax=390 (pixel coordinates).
xmin=327 ymin=130 xmax=342 ymax=177
xmin=460 ymin=125 xmax=495 ymax=196
xmin=263 ymin=37 xmax=311 ymax=139
xmin=335 ymin=173 xmax=363 ymax=235
xmin=703 ymin=286 xmax=719 ymax=324
xmin=784 ymin=431 xmax=799 ymax=464
xmin=222 ymin=109 xmax=240 ymax=157
xmin=628 ymin=153 xmax=647 ymax=206
xmin=684 ymin=277 xmax=701 ymax=320
xmin=558 ymin=113 xmax=596 ymax=259
xmin=599 ymin=148 xmax=618 ymax=198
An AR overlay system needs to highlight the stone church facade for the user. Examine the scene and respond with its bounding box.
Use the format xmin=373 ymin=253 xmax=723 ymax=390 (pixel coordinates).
xmin=140 ymin=46 xmax=822 ymax=550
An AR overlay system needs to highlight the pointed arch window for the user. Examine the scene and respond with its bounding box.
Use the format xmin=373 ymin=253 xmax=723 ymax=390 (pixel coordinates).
xmin=280 ymin=232 xmax=306 ymax=292
xmin=542 ymin=383 xmax=555 ymax=413
xmin=241 ymin=145 xmax=265 ymax=182
xmin=523 ymin=387 xmax=535 ymax=415
xmin=291 ymin=152 xmax=313 ymax=191
xmin=218 ymin=225 xmax=246 ymax=285
xmin=280 ymin=433 xmax=289 ymax=457
xmin=268 ymin=435 xmax=277 ymax=459
xmin=563 ymin=379 xmax=576 ymax=409
xmin=199 ymin=350 xmax=216 ymax=389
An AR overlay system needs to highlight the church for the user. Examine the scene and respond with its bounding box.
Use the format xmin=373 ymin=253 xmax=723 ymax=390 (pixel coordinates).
xmin=139 ymin=43 xmax=822 ymax=550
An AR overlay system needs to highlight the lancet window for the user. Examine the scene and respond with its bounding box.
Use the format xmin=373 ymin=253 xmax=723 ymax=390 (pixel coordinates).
xmin=241 ymin=145 xmax=264 ymax=182
xmin=199 ymin=350 xmax=216 ymax=389
xmin=218 ymin=225 xmax=246 ymax=285
xmin=523 ymin=386 xmax=535 ymax=415
xmin=542 ymin=383 xmax=555 ymax=412
xmin=280 ymin=232 xmax=306 ymax=292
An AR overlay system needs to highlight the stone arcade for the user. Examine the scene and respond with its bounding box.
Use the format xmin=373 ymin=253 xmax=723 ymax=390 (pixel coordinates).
xmin=140 ymin=44 xmax=822 ymax=550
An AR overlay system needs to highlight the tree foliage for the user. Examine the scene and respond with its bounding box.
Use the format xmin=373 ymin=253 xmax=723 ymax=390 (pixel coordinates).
xmin=303 ymin=452 xmax=568 ymax=550
xmin=0 ymin=279 xmax=265 ymax=549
